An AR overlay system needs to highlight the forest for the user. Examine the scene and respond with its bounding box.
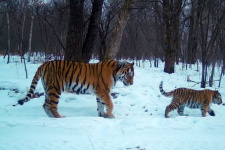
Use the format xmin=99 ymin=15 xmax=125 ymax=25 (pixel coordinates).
xmin=0 ymin=0 xmax=224 ymax=88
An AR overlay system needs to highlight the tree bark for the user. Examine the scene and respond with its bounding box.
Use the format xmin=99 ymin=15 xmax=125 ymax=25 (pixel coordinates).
xmin=187 ymin=0 xmax=200 ymax=64
xmin=81 ymin=0 xmax=104 ymax=63
xmin=209 ymin=61 xmax=215 ymax=87
xmin=104 ymin=0 xmax=137 ymax=60
xmin=65 ymin=0 xmax=85 ymax=62
xmin=163 ymin=0 xmax=182 ymax=74
xmin=163 ymin=0 xmax=173 ymax=73
xmin=199 ymin=1 xmax=225 ymax=88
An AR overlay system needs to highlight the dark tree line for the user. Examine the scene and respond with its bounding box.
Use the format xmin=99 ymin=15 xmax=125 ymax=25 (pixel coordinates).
xmin=0 ymin=0 xmax=224 ymax=87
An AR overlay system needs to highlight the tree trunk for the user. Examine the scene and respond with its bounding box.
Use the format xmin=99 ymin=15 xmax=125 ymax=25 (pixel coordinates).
xmin=28 ymin=15 xmax=34 ymax=62
xmin=163 ymin=0 xmax=182 ymax=73
xmin=81 ymin=0 xmax=104 ymax=63
xmin=186 ymin=0 xmax=202 ymax=64
xmin=201 ymin=61 xmax=207 ymax=88
xmin=163 ymin=0 xmax=173 ymax=73
xmin=209 ymin=61 xmax=215 ymax=87
xmin=23 ymin=57 xmax=28 ymax=79
xmin=20 ymin=8 xmax=26 ymax=63
xmin=199 ymin=1 xmax=225 ymax=88
xmin=218 ymin=65 xmax=224 ymax=88
xmin=6 ymin=12 xmax=10 ymax=64
xmin=104 ymin=0 xmax=137 ymax=60
xmin=65 ymin=0 xmax=85 ymax=62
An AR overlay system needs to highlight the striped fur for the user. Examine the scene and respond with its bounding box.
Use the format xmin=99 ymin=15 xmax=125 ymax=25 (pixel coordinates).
xmin=159 ymin=81 xmax=222 ymax=118
xmin=18 ymin=60 xmax=134 ymax=118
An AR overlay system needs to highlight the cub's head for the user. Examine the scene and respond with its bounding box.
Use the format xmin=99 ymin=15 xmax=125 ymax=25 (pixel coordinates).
xmin=116 ymin=61 xmax=134 ymax=86
xmin=212 ymin=90 xmax=223 ymax=105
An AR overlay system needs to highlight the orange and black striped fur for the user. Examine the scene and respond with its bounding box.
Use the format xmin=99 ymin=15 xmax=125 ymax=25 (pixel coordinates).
xmin=159 ymin=81 xmax=222 ymax=118
xmin=17 ymin=60 xmax=134 ymax=118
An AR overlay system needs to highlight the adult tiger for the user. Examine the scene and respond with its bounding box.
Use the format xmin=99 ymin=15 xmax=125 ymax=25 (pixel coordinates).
xmin=159 ymin=81 xmax=222 ymax=118
xmin=16 ymin=60 xmax=134 ymax=118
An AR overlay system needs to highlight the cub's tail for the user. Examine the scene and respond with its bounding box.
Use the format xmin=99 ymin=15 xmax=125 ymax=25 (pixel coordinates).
xmin=159 ymin=81 xmax=173 ymax=97
xmin=13 ymin=66 xmax=42 ymax=106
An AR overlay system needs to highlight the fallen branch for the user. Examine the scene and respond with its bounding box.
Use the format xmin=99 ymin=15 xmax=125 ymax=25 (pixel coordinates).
xmin=187 ymin=75 xmax=220 ymax=87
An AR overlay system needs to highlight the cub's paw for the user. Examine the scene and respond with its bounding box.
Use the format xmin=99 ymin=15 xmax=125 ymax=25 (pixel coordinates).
xmin=208 ymin=110 xmax=215 ymax=116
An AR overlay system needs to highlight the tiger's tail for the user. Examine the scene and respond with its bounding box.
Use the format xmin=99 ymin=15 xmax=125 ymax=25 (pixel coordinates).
xmin=16 ymin=66 xmax=42 ymax=106
xmin=159 ymin=81 xmax=174 ymax=97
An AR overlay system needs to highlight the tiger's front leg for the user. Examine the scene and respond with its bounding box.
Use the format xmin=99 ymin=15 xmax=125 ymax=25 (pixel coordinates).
xmin=96 ymin=97 xmax=107 ymax=117
xmin=96 ymin=92 xmax=115 ymax=118
xmin=208 ymin=106 xmax=215 ymax=116
xmin=201 ymin=105 xmax=209 ymax=117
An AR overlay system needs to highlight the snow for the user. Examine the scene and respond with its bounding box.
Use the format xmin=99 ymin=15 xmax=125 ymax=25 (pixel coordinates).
xmin=0 ymin=56 xmax=225 ymax=150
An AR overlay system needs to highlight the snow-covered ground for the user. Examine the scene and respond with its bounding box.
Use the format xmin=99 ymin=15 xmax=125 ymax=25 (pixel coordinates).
xmin=0 ymin=56 xmax=225 ymax=150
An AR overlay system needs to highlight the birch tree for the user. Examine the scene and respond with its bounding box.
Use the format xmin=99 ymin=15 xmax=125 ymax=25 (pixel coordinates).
xmin=28 ymin=14 xmax=34 ymax=62
xmin=6 ymin=11 xmax=10 ymax=64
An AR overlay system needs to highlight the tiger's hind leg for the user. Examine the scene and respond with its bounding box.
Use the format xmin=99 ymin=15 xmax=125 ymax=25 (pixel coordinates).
xmin=47 ymin=88 xmax=63 ymax=118
xmin=165 ymin=105 xmax=174 ymax=118
xmin=165 ymin=98 xmax=179 ymax=118
xmin=43 ymin=94 xmax=55 ymax=118
xmin=177 ymin=105 xmax=189 ymax=116
xmin=207 ymin=106 xmax=215 ymax=116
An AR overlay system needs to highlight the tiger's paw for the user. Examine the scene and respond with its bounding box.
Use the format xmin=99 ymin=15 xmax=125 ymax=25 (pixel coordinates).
xmin=58 ymin=116 xmax=66 ymax=118
xmin=165 ymin=115 xmax=170 ymax=118
xmin=105 ymin=113 xmax=115 ymax=119
xmin=208 ymin=111 xmax=215 ymax=116
xmin=98 ymin=112 xmax=105 ymax=117
xmin=107 ymin=116 xmax=115 ymax=119
xmin=180 ymin=114 xmax=189 ymax=116
xmin=18 ymin=99 xmax=25 ymax=105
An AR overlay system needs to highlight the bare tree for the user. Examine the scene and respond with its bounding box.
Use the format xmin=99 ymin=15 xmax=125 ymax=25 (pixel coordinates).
xmin=6 ymin=9 xmax=10 ymax=63
xmin=163 ymin=0 xmax=182 ymax=73
xmin=28 ymin=14 xmax=34 ymax=62
xmin=199 ymin=0 xmax=225 ymax=88
xmin=98 ymin=0 xmax=122 ymax=61
xmin=104 ymin=0 xmax=137 ymax=60
xmin=81 ymin=0 xmax=104 ymax=63
xmin=65 ymin=0 xmax=84 ymax=62
xmin=186 ymin=0 xmax=201 ymax=64
xmin=65 ymin=0 xmax=104 ymax=62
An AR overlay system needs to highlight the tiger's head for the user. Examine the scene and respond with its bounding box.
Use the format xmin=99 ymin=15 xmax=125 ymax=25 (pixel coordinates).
xmin=116 ymin=61 xmax=134 ymax=86
xmin=212 ymin=90 xmax=223 ymax=105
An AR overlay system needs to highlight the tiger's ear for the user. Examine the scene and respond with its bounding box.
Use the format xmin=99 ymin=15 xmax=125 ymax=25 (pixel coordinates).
xmin=118 ymin=60 xmax=127 ymax=68
xmin=131 ymin=62 xmax=134 ymax=66
xmin=118 ymin=60 xmax=134 ymax=69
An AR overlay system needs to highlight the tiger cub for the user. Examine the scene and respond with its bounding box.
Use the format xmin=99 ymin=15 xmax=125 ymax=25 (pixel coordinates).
xmin=159 ymin=81 xmax=222 ymax=118
xmin=16 ymin=60 xmax=134 ymax=118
